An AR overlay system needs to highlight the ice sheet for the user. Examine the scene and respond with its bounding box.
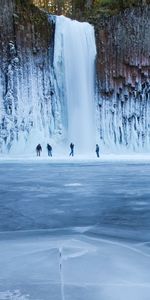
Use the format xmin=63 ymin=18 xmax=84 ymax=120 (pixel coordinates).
xmin=0 ymin=234 xmax=150 ymax=300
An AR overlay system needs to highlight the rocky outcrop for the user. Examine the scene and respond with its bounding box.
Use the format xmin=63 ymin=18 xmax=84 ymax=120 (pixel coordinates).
xmin=93 ymin=6 xmax=150 ymax=150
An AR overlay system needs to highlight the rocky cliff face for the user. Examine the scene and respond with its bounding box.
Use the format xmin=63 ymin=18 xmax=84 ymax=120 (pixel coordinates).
xmin=0 ymin=0 xmax=60 ymax=153
xmin=93 ymin=6 xmax=150 ymax=151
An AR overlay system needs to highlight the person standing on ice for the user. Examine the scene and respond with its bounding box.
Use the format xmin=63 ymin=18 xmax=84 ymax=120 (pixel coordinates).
xmin=47 ymin=144 xmax=52 ymax=157
xmin=36 ymin=144 xmax=42 ymax=157
xmin=69 ymin=143 xmax=74 ymax=157
xmin=96 ymin=144 xmax=100 ymax=158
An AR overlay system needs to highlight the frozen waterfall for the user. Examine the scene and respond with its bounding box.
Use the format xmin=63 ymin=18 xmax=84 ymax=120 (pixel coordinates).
xmin=1 ymin=11 xmax=149 ymax=156
xmin=54 ymin=16 xmax=97 ymax=155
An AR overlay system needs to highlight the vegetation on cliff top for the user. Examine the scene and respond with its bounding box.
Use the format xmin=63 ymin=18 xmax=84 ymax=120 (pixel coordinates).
xmin=32 ymin=0 xmax=150 ymax=17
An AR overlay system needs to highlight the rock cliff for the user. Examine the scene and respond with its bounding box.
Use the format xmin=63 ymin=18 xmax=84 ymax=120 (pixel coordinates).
xmin=0 ymin=0 xmax=58 ymax=153
xmin=93 ymin=5 xmax=150 ymax=150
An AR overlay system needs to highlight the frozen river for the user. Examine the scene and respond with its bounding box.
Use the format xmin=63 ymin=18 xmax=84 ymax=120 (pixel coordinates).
xmin=0 ymin=161 xmax=150 ymax=300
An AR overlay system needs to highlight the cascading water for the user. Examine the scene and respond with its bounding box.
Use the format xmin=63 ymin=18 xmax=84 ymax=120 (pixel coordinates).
xmin=54 ymin=16 xmax=97 ymax=155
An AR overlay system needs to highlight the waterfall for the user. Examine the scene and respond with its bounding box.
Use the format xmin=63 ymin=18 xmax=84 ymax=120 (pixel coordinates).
xmin=54 ymin=16 xmax=97 ymax=155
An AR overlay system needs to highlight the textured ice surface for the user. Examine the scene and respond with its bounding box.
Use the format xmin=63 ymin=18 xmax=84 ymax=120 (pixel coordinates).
xmin=0 ymin=161 xmax=150 ymax=300
xmin=0 ymin=160 xmax=150 ymax=233
xmin=0 ymin=290 xmax=30 ymax=300
xmin=1 ymin=234 xmax=150 ymax=300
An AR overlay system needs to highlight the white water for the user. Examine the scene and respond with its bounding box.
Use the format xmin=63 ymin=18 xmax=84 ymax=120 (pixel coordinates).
xmin=54 ymin=16 xmax=97 ymax=155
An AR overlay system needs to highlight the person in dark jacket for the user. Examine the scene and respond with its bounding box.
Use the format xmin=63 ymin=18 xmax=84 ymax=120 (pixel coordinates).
xmin=96 ymin=144 xmax=100 ymax=158
xmin=36 ymin=144 xmax=42 ymax=156
xmin=69 ymin=143 xmax=74 ymax=157
xmin=47 ymin=144 xmax=52 ymax=157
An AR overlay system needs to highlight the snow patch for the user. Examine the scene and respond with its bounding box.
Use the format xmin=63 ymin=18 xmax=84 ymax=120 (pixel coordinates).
xmin=64 ymin=183 xmax=83 ymax=187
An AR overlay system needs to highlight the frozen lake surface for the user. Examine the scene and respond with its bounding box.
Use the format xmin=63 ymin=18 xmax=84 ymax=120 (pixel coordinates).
xmin=0 ymin=161 xmax=150 ymax=299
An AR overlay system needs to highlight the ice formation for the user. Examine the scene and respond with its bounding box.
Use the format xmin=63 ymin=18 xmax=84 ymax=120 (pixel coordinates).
xmin=1 ymin=233 xmax=150 ymax=300
xmin=96 ymin=82 xmax=150 ymax=152
xmin=0 ymin=38 xmax=60 ymax=155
